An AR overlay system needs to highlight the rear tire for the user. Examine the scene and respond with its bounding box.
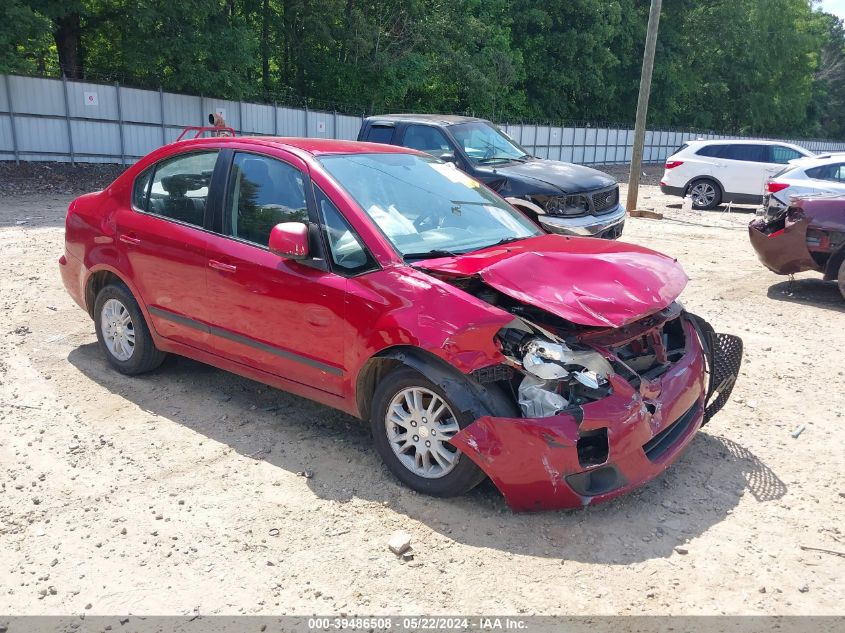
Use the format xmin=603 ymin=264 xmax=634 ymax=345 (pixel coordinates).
xmin=370 ymin=367 xmax=486 ymax=497
xmin=94 ymin=283 xmax=166 ymax=375
xmin=838 ymin=259 xmax=845 ymax=300
xmin=687 ymin=178 xmax=722 ymax=210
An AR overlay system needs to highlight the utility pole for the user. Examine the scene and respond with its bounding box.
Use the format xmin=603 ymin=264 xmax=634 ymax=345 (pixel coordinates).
xmin=626 ymin=0 xmax=662 ymax=214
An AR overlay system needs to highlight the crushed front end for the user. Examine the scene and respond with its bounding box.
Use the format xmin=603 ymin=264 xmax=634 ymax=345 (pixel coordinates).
xmin=450 ymin=304 xmax=743 ymax=511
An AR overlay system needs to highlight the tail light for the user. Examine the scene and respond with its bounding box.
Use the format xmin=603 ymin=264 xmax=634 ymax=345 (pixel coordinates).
xmin=767 ymin=181 xmax=789 ymax=194
xmin=665 ymin=160 xmax=684 ymax=169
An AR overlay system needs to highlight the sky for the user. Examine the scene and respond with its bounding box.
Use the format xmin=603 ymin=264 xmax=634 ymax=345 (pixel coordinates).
xmin=818 ymin=0 xmax=845 ymax=21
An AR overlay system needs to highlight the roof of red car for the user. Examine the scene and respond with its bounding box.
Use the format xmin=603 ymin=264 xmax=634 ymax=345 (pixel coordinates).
xmin=177 ymin=135 xmax=417 ymax=156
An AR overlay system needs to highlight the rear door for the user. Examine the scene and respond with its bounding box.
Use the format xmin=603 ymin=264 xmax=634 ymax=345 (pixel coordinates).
xmin=806 ymin=162 xmax=845 ymax=194
xmin=115 ymin=150 xmax=223 ymax=348
xmin=718 ymin=144 xmax=770 ymax=195
xmin=202 ymin=149 xmax=348 ymax=395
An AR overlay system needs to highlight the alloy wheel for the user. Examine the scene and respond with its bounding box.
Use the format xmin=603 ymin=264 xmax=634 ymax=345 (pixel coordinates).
xmin=384 ymin=387 xmax=461 ymax=479
xmin=690 ymin=182 xmax=717 ymax=208
xmin=101 ymin=298 xmax=135 ymax=361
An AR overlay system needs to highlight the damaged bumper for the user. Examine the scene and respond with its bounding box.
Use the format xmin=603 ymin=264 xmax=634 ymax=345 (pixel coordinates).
xmin=450 ymin=318 xmax=742 ymax=511
xmin=749 ymin=215 xmax=819 ymax=275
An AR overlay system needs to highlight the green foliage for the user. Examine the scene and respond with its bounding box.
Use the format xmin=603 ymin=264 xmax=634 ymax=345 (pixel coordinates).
xmin=3 ymin=0 xmax=844 ymax=137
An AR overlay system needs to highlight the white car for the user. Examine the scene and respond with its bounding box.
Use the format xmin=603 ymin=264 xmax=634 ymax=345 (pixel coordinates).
xmin=761 ymin=153 xmax=845 ymax=214
xmin=659 ymin=139 xmax=813 ymax=209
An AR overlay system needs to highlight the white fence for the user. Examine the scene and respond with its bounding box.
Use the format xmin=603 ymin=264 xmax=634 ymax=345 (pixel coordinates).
xmin=2 ymin=73 xmax=845 ymax=166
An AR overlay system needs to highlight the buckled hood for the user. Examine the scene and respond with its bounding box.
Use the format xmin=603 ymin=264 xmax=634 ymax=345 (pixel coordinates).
xmin=479 ymin=159 xmax=617 ymax=196
xmin=415 ymin=234 xmax=688 ymax=328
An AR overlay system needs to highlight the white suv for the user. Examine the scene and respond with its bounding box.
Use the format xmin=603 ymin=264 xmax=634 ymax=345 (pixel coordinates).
xmin=660 ymin=139 xmax=813 ymax=209
xmin=761 ymin=153 xmax=845 ymax=214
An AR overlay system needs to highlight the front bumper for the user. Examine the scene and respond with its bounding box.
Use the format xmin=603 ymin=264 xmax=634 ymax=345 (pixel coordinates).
xmin=451 ymin=318 xmax=742 ymax=511
xmin=538 ymin=203 xmax=625 ymax=239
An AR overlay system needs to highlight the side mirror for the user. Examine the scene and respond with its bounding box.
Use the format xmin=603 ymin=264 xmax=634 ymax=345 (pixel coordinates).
xmin=432 ymin=150 xmax=457 ymax=164
xmin=268 ymin=222 xmax=309 ymax=260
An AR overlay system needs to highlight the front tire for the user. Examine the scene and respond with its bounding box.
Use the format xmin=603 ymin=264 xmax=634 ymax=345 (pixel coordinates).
xmin=687 ymin=178 xmax=722 ymax=210
xmin=370 ymin=367 xmax=486 ymax=497
xmin=94 ymin=283 xmax=166 ymax=375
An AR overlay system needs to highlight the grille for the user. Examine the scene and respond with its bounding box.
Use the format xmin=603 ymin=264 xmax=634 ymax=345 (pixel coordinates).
xmin=592 ymin=186 xmax=619 ymax=214
xmin=704 ymin=332 xmax=743 ymax=423
xmin=643 ymin=402 xmax=700 ymax=463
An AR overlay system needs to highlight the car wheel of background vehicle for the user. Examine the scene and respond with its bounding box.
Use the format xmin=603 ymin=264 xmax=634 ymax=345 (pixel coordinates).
xmin=687 ymin=179 xmax=722 ymax=210
xmin=838 ymin=259 xmax=845 ymax=300
xmin=94 ymin=283 xmax=166 ymax=375
xmin=370 ymin=367 xmax=487 ymax=497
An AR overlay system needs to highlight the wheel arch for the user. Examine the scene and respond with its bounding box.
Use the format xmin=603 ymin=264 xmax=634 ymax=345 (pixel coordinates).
xmin=84 ymin=265 xmax=151 ymax=328
xmin=823 ymin=243 xmax=845 ymax=281
xmin=683 ymin=174 xmax=725 ymax=195
xmin=354 ymin=345 xmax=517 ymax=422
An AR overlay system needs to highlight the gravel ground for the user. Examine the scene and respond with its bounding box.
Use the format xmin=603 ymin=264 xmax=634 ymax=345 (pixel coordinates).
xmin=0 ymin=165 xmax=843 ymax=617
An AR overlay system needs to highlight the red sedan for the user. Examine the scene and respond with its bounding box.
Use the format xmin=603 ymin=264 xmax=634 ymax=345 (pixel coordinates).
xmin=59 ymin=134 xmax=743 ymax=511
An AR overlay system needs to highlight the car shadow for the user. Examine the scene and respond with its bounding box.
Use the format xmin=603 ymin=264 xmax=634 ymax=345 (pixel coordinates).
xmin=68 ymin=343 xmax=787 ymax=564
xmin=767 ymin=278 xmax=844 ymax=313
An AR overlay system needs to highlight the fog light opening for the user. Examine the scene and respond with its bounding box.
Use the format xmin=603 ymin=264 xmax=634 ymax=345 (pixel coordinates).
xmin=576 ymin=428 xmax=609 ymax=468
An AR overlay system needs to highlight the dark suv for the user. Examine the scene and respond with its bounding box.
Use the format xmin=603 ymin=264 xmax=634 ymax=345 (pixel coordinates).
xmin=358 ymin=115 xmax=626 ymax=239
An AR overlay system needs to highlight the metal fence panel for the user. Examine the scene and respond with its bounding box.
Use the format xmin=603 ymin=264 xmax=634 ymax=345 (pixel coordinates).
xmin=277 ymin=107 xmax=305 ymax=136
xmin=242 ymin=102 xmax=274 ymax=135
xmin=336 ymin=115 xmax=361 ymax=140
xmin=123 ymin=123 xmax=162 ymax=158
xmin=120 ymin=86 xmax=161 ymax=124
xmin=3 ymin=73 xmax=845 ymax=166
xmin=8 ymin=75 xmax=65 ymax=116
xmin=0 ymin=114 xmax=13 ymax=158
xmin=66 ymin=81 xmax=119 ymax=120
xmin=306 ymin=110 xmax=333 ymax=138
xmin=14 ymin=116 xmax=69 ymax=154
xmin=71 ymin=119 xmax=121 ymax=156
xmin=162 ymin=92 xmax=199 ymax=127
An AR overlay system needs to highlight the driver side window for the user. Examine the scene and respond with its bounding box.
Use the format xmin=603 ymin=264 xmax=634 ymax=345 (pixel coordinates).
xmin=314 ymin=187 xmax=376 ymax=275
xmin=225 ymin=153 xmax=308 ymax=246
xmin=403 ymin=125 xmax=452 ymax=156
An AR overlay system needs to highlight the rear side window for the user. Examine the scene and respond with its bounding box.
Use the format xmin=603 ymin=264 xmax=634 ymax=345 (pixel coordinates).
xmin=146 ymin=151 xmax=218 ymax=227
xmin=696 ymin=144 xmax=725 ymax=158
xmin=720 ymin=144 xmax=768 ymax=162
xmin=224 ymin=153 xmax=308 ymax=246
xmin=364 ymin=125 xmax=395 ymax=144
xmin=132 ymin=167 xmax=153 ymax=211
xmin=806 ymin=163 xmax=845 ymax=182
xmin=770 ymin=145 xmax=804 ymax=164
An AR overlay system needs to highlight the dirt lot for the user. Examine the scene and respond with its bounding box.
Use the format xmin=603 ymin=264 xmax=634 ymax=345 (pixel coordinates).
xmin=1 ymin=165 xmax=843 ymax=617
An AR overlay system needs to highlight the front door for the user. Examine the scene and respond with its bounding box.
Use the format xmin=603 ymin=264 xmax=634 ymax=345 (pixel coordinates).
xmin=203 ymin=150 xmax=347 ymax=395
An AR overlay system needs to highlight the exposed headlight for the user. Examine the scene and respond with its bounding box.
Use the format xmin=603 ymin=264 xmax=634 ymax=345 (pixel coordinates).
xmin=517 ymin=337 xmax=613 ymax=417
xmin=545 ymin=194 xmax=589 ymax=217
xmin=522 ymin=338 xmax=613 ymax=380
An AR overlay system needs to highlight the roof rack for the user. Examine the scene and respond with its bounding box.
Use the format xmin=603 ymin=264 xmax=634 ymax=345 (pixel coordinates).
xmin=176 ymin=126 xmax=236 ymax=141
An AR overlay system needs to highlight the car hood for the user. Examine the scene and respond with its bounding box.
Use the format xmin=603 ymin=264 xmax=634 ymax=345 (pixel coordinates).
xmin=415 ymin=234 xmax=688 ymax=328
xmin=479 ymin=159 xmax=616 ymax=195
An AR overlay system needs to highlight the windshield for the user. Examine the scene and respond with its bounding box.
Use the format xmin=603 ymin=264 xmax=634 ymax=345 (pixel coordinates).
xmin=318 ymin=153 xmax=542 ymax=259
xmin=450 ymin=122 xmax=531 ymax=165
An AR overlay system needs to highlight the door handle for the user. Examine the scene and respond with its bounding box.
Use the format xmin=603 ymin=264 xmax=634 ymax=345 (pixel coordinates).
xmin=119 ymin=234 xmax=141 ymax=246
xmin=208 ymin=259 xmax=237 ymax=273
